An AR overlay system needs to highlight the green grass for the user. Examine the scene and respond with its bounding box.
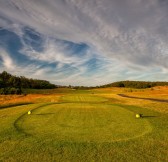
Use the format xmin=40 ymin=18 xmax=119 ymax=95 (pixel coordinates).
xmin=0 ymin=102 xmax=33 ymax=110
xmin=15 ymin=103 xmax=152 ymax=142
xmin=0 ymin=90 xmax=168 ymax=161
xmin=23 ymin=88 xmax=90 ymax=94
xmin=60 ymin=94 xmax=108 ymax=103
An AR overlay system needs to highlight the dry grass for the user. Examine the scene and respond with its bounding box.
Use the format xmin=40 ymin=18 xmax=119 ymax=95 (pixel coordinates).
xmin=0 ymin=94 xmax=63 ymax=108
xmin=95 ymin=86 xmax=168 ymax=114
xmin=124 ymin=86 xmax=168 ymax=99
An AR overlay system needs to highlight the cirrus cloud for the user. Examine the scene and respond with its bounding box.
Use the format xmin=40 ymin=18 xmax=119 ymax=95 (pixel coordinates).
xmin=0 ymin=0 xmax=168 ymax=86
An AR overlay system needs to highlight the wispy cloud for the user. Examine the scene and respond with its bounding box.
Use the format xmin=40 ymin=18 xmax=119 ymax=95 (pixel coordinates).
xmin=0 ymin=48 xmax=14 ymax=70
xmin=0 ymin=0 xmax=168 ymax=85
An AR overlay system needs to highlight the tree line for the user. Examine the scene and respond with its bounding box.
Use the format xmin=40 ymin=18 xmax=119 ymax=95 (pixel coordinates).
xmin=0 ymin=71 xmax=57 ymax=94
xmin=1 ymin=71 xmax=168 ymax=94
xmin=100 ymin=80 xmax=168 ymax=89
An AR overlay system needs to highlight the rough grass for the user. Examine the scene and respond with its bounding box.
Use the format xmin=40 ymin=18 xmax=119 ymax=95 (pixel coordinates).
xmin=95 ymin=87 xmax=168 ymax=113
xmin=0 ymin=94 xmax=62 ymax=108
xmin=0 ymin=88 xmax=168 ymax=161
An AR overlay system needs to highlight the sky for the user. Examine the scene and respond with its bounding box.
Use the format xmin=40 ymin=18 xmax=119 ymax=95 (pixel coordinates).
xmin=0 ymin=0 xmax=168 ymax=86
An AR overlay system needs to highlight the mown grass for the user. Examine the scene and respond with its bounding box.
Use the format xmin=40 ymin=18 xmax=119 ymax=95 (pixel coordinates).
xmin=16 ymin=103 xmax=152 ymax=142
xmin=0 ymin=87 xmax=168 ymax=161
xmin=0 ymin=102 xmax=33 ymax=110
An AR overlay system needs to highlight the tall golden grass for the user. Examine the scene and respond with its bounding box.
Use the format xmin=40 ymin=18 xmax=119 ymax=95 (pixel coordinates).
xmin=0 ymin=94 xmax=63 ymax=107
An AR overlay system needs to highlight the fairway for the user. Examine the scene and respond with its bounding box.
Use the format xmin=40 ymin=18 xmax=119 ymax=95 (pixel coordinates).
xmin=0 ymin=90 xmax=168 ymax=162
xmin=61 ymin=94 xmax=108 ymax=102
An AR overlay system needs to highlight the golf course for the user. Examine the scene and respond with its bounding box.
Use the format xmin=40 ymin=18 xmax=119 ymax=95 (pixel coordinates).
xmin=0 ymin=87 xmax=168 ymax=161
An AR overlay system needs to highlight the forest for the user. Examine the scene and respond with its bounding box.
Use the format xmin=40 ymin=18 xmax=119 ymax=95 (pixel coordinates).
xmin=0 ymin=71 xmax=57 ymax=94
xmin=100 ymin=80 xmax=168 ymax=89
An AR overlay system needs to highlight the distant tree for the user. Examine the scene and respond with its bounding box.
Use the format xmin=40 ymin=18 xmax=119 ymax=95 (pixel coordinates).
xmin=0 ymin=71 xmax=57 ymax=95
xmin=100 ymin=80 xmax=168 ymax=89
xmin=116 ymin=82 xmax=125 ymax=87
xmin=0 ymin=78 xmax=4 ymax=88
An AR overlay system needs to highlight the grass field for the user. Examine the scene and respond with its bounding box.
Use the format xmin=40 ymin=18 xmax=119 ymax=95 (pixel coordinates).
xmin=0 ymin=87 xmax=168 ymax=161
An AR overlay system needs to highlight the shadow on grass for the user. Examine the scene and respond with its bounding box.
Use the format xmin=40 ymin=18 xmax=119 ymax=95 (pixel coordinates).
xmin=142 ymin=115 xmax=158 ymax=118
xmin=34 ymin=113 xmax=55 ymax=115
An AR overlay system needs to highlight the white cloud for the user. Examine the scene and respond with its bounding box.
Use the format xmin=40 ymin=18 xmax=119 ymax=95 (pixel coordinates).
xmin=0 ymin=0 xmax=168 ymax=85
xmin=0 ymin=48 xmax=14 ymax=70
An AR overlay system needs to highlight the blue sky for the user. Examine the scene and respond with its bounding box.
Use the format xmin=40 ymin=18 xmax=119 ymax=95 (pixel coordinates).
xmin=0 ymin=0 xmax=168 ymax=86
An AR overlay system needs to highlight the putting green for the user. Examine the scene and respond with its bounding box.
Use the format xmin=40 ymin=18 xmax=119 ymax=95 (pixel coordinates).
xmin=15 ymin=103 xmax=152 ymax=142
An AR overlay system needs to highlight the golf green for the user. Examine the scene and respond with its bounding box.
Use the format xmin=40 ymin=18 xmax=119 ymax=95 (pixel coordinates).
xmin=15 ymin=102 xmax=152 ymax=142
